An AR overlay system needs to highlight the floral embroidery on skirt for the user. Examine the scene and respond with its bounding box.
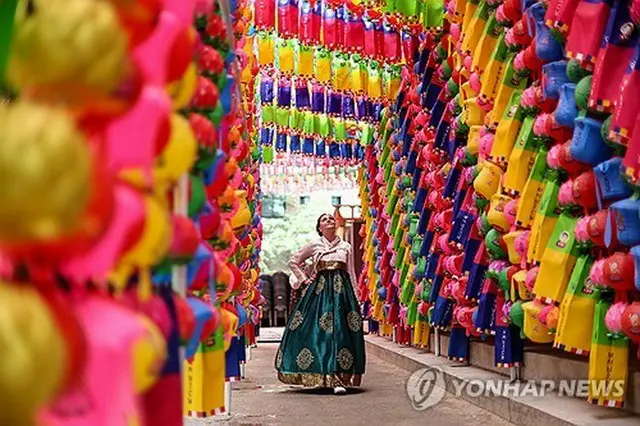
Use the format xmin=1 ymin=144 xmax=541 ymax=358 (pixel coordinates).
xmin=275 ymin=269 xmax=366 ymax=388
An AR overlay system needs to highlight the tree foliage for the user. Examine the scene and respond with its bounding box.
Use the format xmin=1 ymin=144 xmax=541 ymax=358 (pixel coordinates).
xmin=260 ymin=195 xmax=330 ymax=273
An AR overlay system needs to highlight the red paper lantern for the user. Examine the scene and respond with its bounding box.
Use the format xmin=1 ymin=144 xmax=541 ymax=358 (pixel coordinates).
xmin=167 ymin=28 xmax=195 ymax=83
xmin=200 ymin=205 xmax=222 ymax=240
xmin=572 ymin=171 xmax=598 ymax=210
xmin=621 ymin=302 xmax=640 ymax=343
xmin=419 ymin=301 xmax=430 ymax=317
xmin=234 ymin=139 xmax=249 ymax=162
xmin=254 ymin=0 xmax=276 ymax=29
xmin=206 ymin=162 xmax=230 ymax=199
xmin=189 ymin=112 xmax=218 ymax=149
xmin=169 ymin=215 xmax=200 ymax=263
xmin=603 ymin=252 xmax=636 ymax=291
xmin=200 ymin=311 xmax=218 ymax=341
xmin=198 ymin=45 xmax=225 ymax=76
xmin=77 ymin=64 xmax=145 ymax=135
xmin=227 ymin=262 xmax=244 ymax=295
xmin=192 ymin=76 xmax=220 ymax=111
xmin=174 ymin=295 xmax=196 ymax=344
xmin=206 ymin=14 xmax=227 ymax=41
xmin=558 ymin=141 xmax=591 ymax=176
xmin=111 ymin=0 xmax=162 ymax=47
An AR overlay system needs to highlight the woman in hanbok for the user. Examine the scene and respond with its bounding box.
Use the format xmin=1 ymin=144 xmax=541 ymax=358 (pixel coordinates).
xmin=275 ymin=213 xmax=366 ymax=394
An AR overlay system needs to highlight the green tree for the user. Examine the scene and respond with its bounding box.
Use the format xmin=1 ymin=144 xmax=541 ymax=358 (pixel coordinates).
xmin=260 ymin=195 xmax=329 ymax=273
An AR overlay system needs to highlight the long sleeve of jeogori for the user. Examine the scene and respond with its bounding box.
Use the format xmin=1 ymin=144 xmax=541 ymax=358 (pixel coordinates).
xmin=289 ymin=241 xmax=316 ymax=284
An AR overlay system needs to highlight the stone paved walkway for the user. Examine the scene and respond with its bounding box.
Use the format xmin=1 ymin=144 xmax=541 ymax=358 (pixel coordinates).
xmin=185 ymin=342 xmax=515 ymax=426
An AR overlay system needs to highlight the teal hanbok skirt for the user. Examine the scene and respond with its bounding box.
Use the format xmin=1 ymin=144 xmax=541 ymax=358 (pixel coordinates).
xmin=275 ymin=263 xmax=366 ymax=388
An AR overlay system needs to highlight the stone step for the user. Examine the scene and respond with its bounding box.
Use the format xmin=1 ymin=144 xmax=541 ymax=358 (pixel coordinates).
xmin=366 ymin=335 xmax=640 ymax=426
xmin=256 ymin=327 xmax=285 ymax=343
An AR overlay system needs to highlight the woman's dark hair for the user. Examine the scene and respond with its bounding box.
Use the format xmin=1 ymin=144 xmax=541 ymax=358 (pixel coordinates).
xmin=316 ymin=214 xmax=332 ymax=236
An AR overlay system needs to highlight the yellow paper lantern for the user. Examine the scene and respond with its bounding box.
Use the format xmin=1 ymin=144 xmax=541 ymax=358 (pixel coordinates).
xmin=121 ymin=113 xmax=198 ymax=191
xmin=0 ymin=101 xmax=92 ymax=244
xmin=230 ymin=191 xmax=251 ymax=233
xmin=166 ymin=62 xmax=198 ymax=111
xmin=220 ymin=309 xmax=238 ymax=352
xmin=0 ymin=283 xmax=67 ymax=425
xmin=153 ymin=114 xmax=198 ymax=184
xmin=131 ymin=314 xmax=168 ymax=393
xmin=7 ymin=0 xmax=128 ymax=105
xmin=110 ymin=194 xmax=171 ymax=298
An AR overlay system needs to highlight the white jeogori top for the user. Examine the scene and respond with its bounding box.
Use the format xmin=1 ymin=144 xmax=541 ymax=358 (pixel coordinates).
xmin=288 ymin=236 xmax=358 ymax=293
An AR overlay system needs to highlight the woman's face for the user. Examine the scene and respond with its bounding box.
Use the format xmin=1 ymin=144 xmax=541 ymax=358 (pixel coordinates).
xmin=318 ymin=214 xmax=336 ymax=235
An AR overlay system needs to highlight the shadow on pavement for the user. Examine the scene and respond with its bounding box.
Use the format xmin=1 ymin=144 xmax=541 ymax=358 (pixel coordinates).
xmin=289 ymin=387 xmax=367 ymax=396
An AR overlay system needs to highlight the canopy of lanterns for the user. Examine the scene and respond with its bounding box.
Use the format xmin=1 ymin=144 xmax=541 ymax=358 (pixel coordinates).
xmin=259 ymin=156 xmax=361 ymax=195
xmin=250 ymin=0 xmax=445 ymax=169
xmin=359 ymin=0 xmax=640 ymax=410
xmin=0 ymin=0 xmax=263 ymax=423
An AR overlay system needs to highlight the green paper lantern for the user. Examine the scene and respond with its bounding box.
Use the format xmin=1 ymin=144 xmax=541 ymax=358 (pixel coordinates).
xmin=194 ymin=146 xmax=215 ymax=172
xmin=441 ymin=62 xmax=453 ymax=80
xmin=574 ymin=75 xmax=592 ymax=111
xmin=475 ymin=196 xmax=490 ymax=212
xmin=195 ymin=15 xmax=208 ymax=31
xmin=402 ymin=175 xmax=412 ymax=188
xmin=601 ymin=114 xmax=626 ymax=156
xmin=420 ymin=279 xmax=431 ymax=301
xmin=566 ymin=60 xmax=591 ymax=83
xmin=261 ymin=105 xmax=275 ymax=124
xmin=188 ymin=174 xmax=206 ymax=218
xmin=251 ymin=146 xmax=261 ymax=162
xmin=407 ymin=300 xmax=419 ymax=327
xmin=414 ymin=251 xmax=427 ymax=276
xmin=600 ymin=114 xmax=624 ymax=154
xmin=0 ymin=0 xmax=18 ymax=82
xmin=302 ymin=111 xmax=315 ymax=134
xmin=217 ymin=72 xmax=228 ymax=91
xmin=509 ymin=301 xmax=525 ymax=338
xmin=455 ymin=115 xmax=470 ymax=136
xmin=316 ymin=114 xmax=331 ymax=137
xmin=263 ymin=145 xmax=274 ymax=163
xmin=395 ymin=246 xmax=406 ymax=269
xmin=426 ymin=0 xmax=445 ymax=28
xmin=485 ymin=268 xmax=500 ymax=283
xmin=447 ymin=78 xmax=460 ymax=97
xmin=497 ymin=269 xmax=511 ymax=295
xmin=334 ymin=119 xmax=347 ymax=141
xmin=479 ymin=212 xmax=492 ymax=234
xmin=154 ymin=257 xmax=173 ymax=275
xmin=275 ymin=107 xmax=290 ymax=127
xmin=485 ymin=228 xmax=507 ymax=259
xmin=453 ymin=98 xmax=463 ymax=116
xmin=411 ymin=236 xmax=423 ymax=259
xmin=472 ymin=165 xmax=482 ymax=180
xmin=461 ymin=149 xmax=478 ymax=166
xmin=209 ymin=103 xmax=224 ymax=127
xmin=291 ymin=109 xmax=304 ymax=130
xmin=400 ymin=277 xmax=416 ymax=306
